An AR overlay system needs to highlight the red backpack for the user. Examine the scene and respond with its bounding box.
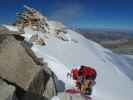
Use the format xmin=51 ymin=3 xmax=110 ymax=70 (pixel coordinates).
xmin=71 ymin=65 xmax=97 ymax=80
xmin=80 ymin=65 xmax=97 ymax=80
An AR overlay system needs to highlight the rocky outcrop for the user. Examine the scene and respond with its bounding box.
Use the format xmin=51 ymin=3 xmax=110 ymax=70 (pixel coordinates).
xmin=15 ymin=5 xmax=49 ymax=33
xmin=0 ymin=33 xmax=57 ymax=100
xmin=0 ymin=26 xmax=23 ymax=35
xmin=14 ymin=5 xmax=71 ymax=44
xmin=0 ymin=34 xmax=42 ymax=90
xmin=0 ymin=79 xmax=16 ymax=100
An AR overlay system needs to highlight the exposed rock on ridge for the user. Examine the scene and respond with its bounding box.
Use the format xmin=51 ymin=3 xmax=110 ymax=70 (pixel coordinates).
xmin=0 ymin=31 xmax=57 ymax=100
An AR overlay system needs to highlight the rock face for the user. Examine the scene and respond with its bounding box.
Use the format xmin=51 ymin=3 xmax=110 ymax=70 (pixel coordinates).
xmin=0 ymin=33 xmax=57 ymax=100
xmin=15 ymin=5 xmax=49 ymax=33
xmin=0 ymin=79 xmax=16 ymax=100
xmin=13 ymin=5 xmax=71 ymax=44
xmin=0 ymin=26 xmax=22 ymax=35
xmin=0 ymin=34 xmax=42 ymax=90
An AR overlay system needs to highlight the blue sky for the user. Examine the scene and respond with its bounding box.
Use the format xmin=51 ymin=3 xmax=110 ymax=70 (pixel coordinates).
xmin=0 ymin=0 xmax=133 ymax=30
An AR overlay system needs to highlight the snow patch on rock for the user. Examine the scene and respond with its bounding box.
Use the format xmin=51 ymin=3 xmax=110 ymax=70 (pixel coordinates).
xmin=3 ymin=25 xmax=19 ymax=32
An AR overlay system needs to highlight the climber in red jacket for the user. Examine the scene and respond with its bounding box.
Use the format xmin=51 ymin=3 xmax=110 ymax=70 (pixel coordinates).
xmin=71 ymin=65 xmax=97 ymax=95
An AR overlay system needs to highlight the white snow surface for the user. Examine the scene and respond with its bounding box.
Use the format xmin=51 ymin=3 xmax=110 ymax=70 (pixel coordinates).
xmin=5 ymin=24 xmax=133 ymax=100
xmin=51 ymin=96 xmax=60 ymax=100
xmin=31 ymin=29 xmax=133 ymax=100
xmin=3 ymin=25 xmax=19 ymax=32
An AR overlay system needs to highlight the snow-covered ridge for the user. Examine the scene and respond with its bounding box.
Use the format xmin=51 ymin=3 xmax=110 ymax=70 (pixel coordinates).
xmin=31 ymin=29 xmax=133 ymax=100
xmin=3 ymin=6 xmax=133 ymax=100
xmin=3 ymin=25 xmax=19 ymax=32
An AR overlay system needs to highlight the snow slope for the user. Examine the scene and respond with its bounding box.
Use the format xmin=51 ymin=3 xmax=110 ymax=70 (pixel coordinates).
xmin=5 ymin=25 xmax=133 ymax=100
xmin=33 ymin=29 xmax=133 ymax=100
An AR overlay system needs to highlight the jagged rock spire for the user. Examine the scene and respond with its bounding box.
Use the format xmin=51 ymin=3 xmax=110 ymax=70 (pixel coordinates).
xmin=15 ymin=5 xmax=49 ymax=32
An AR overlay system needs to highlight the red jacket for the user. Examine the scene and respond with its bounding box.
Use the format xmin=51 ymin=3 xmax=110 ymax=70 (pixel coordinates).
xmin=81 ymin=66 xmax=96 ymax=79
xmin=71 ymin=68 xmax=79 ymax=80
xmin=71 ymin=65 xmax=97 ymax=80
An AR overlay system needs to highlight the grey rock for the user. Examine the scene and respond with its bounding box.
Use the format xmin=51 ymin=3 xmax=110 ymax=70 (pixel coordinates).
xmin=15 ymin=5 xmax=49 ymax=33
xmin=0 ymin=34 xmax=57 ymax=100
xmin=41 ymin=63 xmax=58 ymax=99
xmin=0 ymin=26 xmax=23 ymax=35
xmin=0 ymin=79 xmax=15 ymax=100
xmin=0 ymin=34 xmax=42 ymax=91
xmin=43 ymin=77 xmax=57 ymax=99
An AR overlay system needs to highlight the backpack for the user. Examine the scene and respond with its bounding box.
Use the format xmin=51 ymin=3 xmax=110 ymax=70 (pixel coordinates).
xmin=79 ymin=65 xmax=97 ymax=80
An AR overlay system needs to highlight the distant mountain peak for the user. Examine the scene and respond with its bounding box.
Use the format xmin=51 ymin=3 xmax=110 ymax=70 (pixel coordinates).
xmin=4 ymin=6 xmax=72 ymax=45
